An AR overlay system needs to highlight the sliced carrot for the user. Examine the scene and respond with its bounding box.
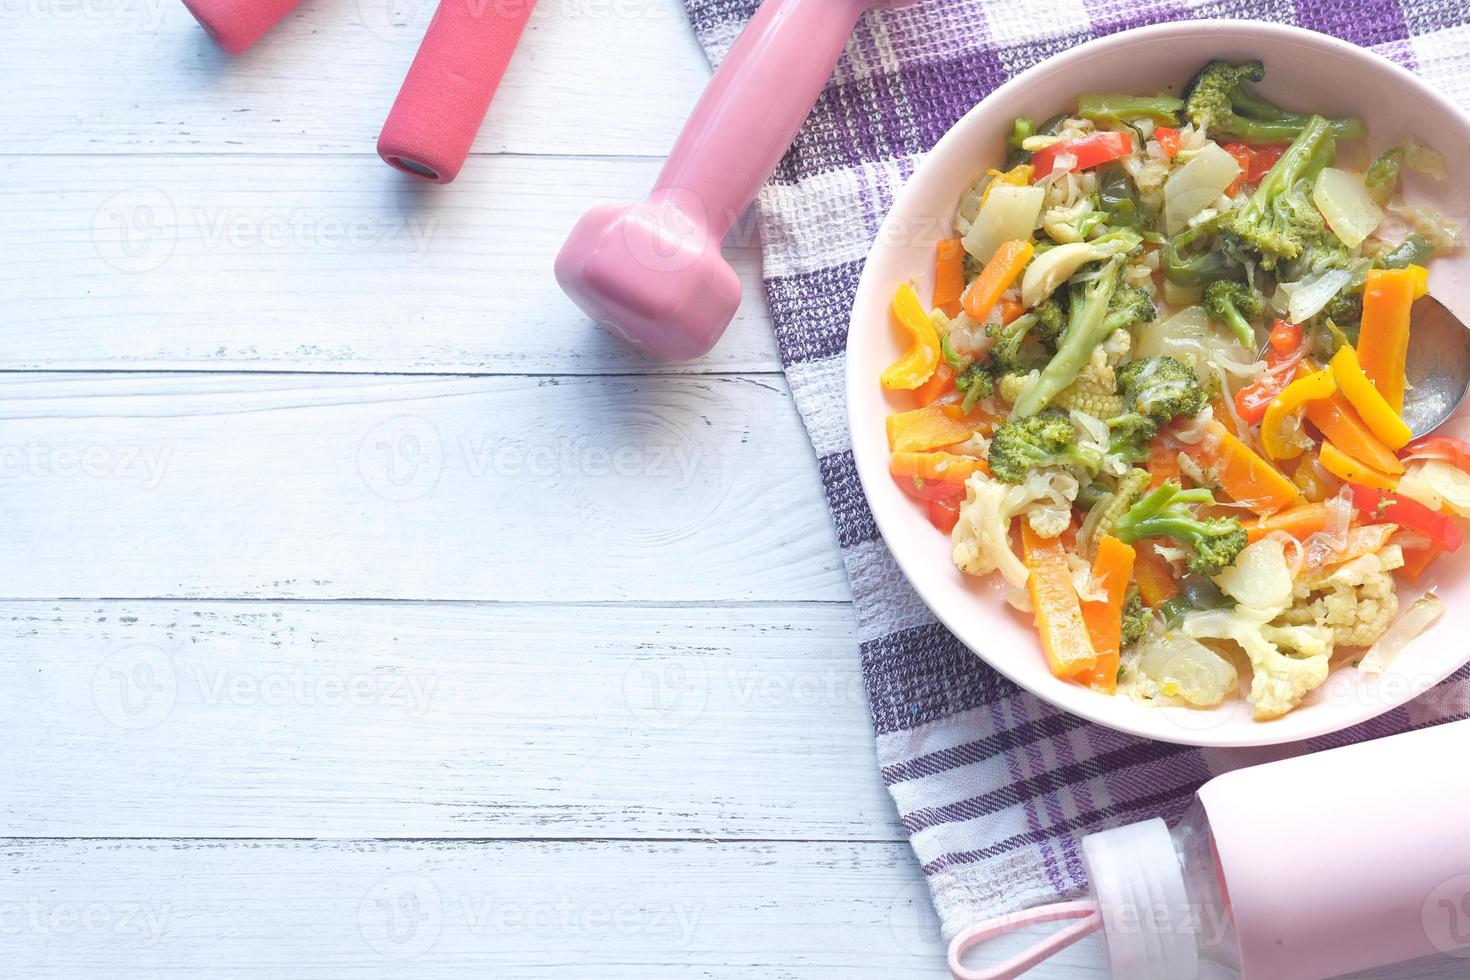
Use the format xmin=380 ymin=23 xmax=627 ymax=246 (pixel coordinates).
xmin=1319 ymin=440 xmax=1399 ymax=491
xmin=962 ymin=239 xmax=1034 ymax=323
xmin=1146 ymin=440 xmax=1182 ymax=489
xmin=999 ymin=298 xmax=1026 ymax=325
xmin=1356 ymin=267 xmax=1417 ymax=413
xmin=1397 ymin=543 xmax=1442 ymax=582
xmin=1210 ymin=395 xmax=1242 ymax=440
xmin=890 ymin=451 xmax=988 ymax=485
xmin=886 ymin=405 xmax=982 ymax=453
xmin=1133 ymin=543 xmax=1181 ymax=609
xmin=938 ymin=401 xmax=1004 ymax=436
xmin=934 ymin=238 xmax=967 ymax=318
xmin=1303 ymin=391 xmax=1404 ymax=476
xmin=1020 ymin=524 xmax=1098 ymax=680
xmin=1178 ymin=422 xmax=1305 ymax=516
xmin=914 ymin=363 xmax=956 ymax=407
xmin=1246 ymin=502 xmax=1330 ymax=543
xmin=1076 ymin=536 xmax=1136 ymax=695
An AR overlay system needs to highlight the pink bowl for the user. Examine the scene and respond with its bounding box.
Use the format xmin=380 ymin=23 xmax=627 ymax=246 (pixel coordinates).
xmin=845 ymin=20 xmax=1470 ymax=747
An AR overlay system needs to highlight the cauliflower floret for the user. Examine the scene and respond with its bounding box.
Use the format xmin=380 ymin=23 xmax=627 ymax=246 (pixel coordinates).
xmin=951 ymin=469 xmax=1079 ymax=587
xmin=944 ymin=311 xmax=993 ymax=359
xmin=1181 ymin=537 xmax=1335 ymax=719
xmin=1052 ymin=329 xmax=1131 ymax=417
xmin=1276 ymin=551 xmax=1403 ymax=649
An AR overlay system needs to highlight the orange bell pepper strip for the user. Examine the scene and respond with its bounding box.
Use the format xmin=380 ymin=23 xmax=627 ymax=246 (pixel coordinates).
xmin=1355 ymin=267 xmax=1423 ymax=413
xmin=1303 ymin=390 xmax=1404 ymax=476
xmin=961 ymin=239 xmax=1034 ymax=323
xmin=1261 ymin=366 xmax=1337 ymax=460
xmin=1320 ymin=440 xmax=1399 ymax=491
xmin=890 ymin=451 xmax=988 ymax=485
xmin=1132 ymin=542 xmax=1181 ymax=609
xmin=1178 ymin=422 xmax=1305 ymax=515
xmin=886 ymin=405 xmax=984 ymax=453
xmin=1244 ymin=502 xmax=1330 ymax=543
xmin=1075 ymin=536 xmax=1137 ymax=695
xmin=1020 ymin=524 xmax=1099 ymax=680
xmin=913 ymin=363 xmax=956 ymax=407
xmin=881 ymin=284 xmax=943 ymax=390
xmin=934 ymin=238 xmax=968 ymax=318
xmin=1329 ymin=346 xmax=1411 ymax=450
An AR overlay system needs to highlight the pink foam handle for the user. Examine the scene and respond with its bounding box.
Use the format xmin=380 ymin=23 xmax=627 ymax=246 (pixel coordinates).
xmin=377 ymin=0 xmax=538 ymax=183
xmin=180 ymin=0 xmax=302 ymax=54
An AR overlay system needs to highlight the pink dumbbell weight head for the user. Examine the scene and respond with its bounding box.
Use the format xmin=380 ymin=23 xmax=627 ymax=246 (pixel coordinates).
xmin=378 ymin=0 xmax=539 ymax=183
xmin=555 ymin=0 xmax=917 ymax=360
xmin=181 ymin=0 xmax=302 ymax=53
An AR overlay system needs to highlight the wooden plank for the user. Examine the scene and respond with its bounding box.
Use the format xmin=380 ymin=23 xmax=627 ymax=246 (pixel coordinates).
xmin=1 ymin=599 xmax=894 ymax=838
xmin=0 ymin=154 xmax=778 ymax=374
xmin=4 ymin=0 xmax=711 ymax=157
xmin=0 ymin=373 xmax=848 ymax=601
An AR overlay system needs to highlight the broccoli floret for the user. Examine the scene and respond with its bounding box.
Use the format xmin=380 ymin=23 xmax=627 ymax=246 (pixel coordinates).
xmin=986 ymin=313 xmax=1051 ymax=374
xmin=1323 ymin=291 xmax=1362 ymax=326
xmin=1077 ymin=92 xmax=1184 ymax=125
xmin=1121 ymin=589 xmax=1150 ymax=648
xmin=1032 ymin=294 xmax=1069 ymax=347
xmin=987 ymin=413 xmax=1103 ymax=484
xmin=1202 ymin=280 xmax=1265 ymax=349
xmin=1106 ymin=412 xmax=1159 ymax=465
xmin=1114 ymin=482 xmax=1248 ymax=577
xmin=1117 ymin=356 xmax=1207 ymax=424
xmin=1013 ymin=262 xmax=1156 ymax=419
xmin=955 ymin=364 xmax=995 ymax=412
xmin=1183 ymin=60 xmax=1364 ymax=142
xmin=1223 ymin=115 xmax=1337 ymax=268
xmin=1161 ymin=213 xmax=1246 ymax=287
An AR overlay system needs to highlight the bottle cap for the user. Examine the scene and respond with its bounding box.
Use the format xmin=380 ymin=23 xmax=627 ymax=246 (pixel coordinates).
xmin=1082 ymin=818 xmax=1200 ymax=980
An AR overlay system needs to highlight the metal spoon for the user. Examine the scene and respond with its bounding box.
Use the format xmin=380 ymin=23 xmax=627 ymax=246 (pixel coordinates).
xmin=1403 ymin=295 xmax=1470 ymax=438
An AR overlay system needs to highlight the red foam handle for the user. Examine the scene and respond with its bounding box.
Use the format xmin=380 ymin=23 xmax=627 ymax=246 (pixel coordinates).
xmin=180 ymin=0 xmax=302 ymax=54
xmin=377 ymin=0 xmax=538 ymax=183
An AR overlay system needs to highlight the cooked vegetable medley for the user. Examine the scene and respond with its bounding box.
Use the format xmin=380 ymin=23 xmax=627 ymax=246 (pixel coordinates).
xmin=879 ymin=59 xmax=1466 ymax=720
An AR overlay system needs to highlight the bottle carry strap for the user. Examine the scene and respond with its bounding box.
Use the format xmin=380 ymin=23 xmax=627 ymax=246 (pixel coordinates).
xmin=947 ymin=899 xmax=1102 ymax=979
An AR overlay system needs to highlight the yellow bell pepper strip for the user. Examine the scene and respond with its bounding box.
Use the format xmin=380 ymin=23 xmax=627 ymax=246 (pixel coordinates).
xmin=1289 ymin=456 xmax=1337 ymax=503
xmin=961 ymin=239 xmax=1034 ymax=323
xmin=1329 ymin=345 xmax=1411 ymax=451
xmin=979 ymin=164 xmax=1034 ymax=207
xmin=881 ymin=284 xmax=942 ymax=390
xmin=1320 ymin=440 xmax=1399 ymax=491
xmin=1075 ymin=535 xmax=1137 ymax=695
xmin=933 ymin=239 xmax=968 ymax=318
xmin=1355 ymin=267 xmax=1420 ymax=413
xmin=1178 ymin=421 xmax=1305 ymax=515
xmin=1261 ymin=367 xmax=1337 ymax=460
xmin=886 ymin=405 xmax=983 ymax=453
xmin=1020 ymin=523 xmax=1099 ymax=680
xmin=1303 ymin=390 xmax=1404 ymax=476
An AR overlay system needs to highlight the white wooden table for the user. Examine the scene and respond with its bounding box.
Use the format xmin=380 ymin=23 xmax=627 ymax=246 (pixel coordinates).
xmin=1 ymin=3 xmax=1462 ymax=976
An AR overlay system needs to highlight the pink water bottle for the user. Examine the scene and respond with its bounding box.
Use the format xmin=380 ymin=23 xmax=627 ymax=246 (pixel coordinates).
xmin=950 ymin=719 xmax=1470 ymax=979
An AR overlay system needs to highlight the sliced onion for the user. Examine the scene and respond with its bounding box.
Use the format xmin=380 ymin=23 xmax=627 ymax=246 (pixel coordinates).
xmin=1164 ymin=142 xmax=1243 ymax=234
xmin=1264 ymin=530 xmax=1306 ymax=578
xmin=1359 ymin=594 xmax=1445 ymax=675
xmin=1281 ymin=267 xmax=1353 ymax=324
xmin=1417 ymin=459 xmax=1470 ymax=517
xmin=963 ymin=184 xmax=1046 ymax=264
xmin=1303 ymin=486 xmax=1354 ymax=571
xmin=1312 ymin=167 xmax=1383 ymax=249
xmin=1402 ymin=136 xmax=1448 ymax=180
xmin=1135 ymin=306 xmax=1242 ymax=382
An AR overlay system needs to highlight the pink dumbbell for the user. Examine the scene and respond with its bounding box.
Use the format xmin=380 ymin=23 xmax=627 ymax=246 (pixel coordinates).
xmin=378 ymin=0 xmax=539 ymax=183
xmin=555 ymin=0 xmax=916 ymax=360
xmin=181 ymin=0 xmax=302 ymax=53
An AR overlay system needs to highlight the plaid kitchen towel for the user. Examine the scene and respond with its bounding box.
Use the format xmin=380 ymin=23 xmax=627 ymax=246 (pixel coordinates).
xmin=680 ymin=0 xmax=1470 ymax=940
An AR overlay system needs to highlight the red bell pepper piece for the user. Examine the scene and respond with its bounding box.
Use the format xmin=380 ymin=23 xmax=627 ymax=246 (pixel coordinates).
xmin=1350 ymin=484 xmax=1464 ymax=552
xmin=1153 ymin=127 xmax=1182 ymax=158
xmin=1245 ymin=143 xmax=1289 ymax=183
xmin=1268 ymin=319 xmax=1303 ymax=355
xmin=927 ymin=496 xmax=962 ymax=533
xmin=1031 ymin=132 xmax=1134 ymax=180
xmin=1402 ymin=436 xmax=1470 ymax=474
